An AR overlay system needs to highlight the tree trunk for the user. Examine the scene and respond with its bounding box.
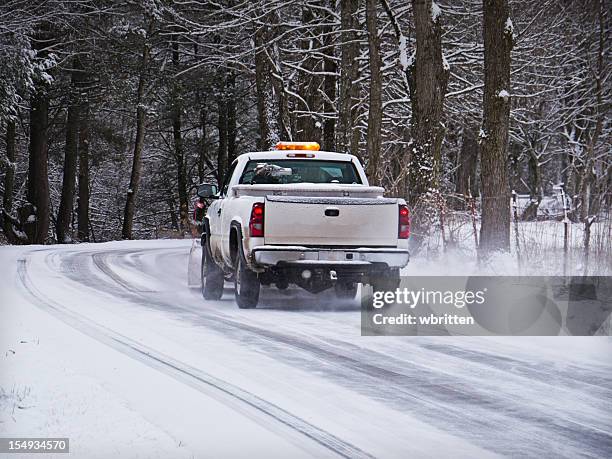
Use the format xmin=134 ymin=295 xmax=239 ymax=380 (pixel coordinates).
xmin=254 ymin=12 xmax=281 ymax=150
xmin=268 ymin=32 xmax=291 ymax=142
xmin=122 ymin=30 xmax=151 ymax=240
xmin=167 ymin=198 xmax=179 ymax=231
xmin=3 ymin=120 xmax=16 ymax=218
xmin=521 ymin=148 xmax=541 ymax=221
xmin=379 ymin=0 xmax=410 ymax=197
xmin=337 ymin=0 xmax=360 ymax=156
xmin=365 ymin=0 xmax=382 ymax=183
xmin=56 ymin=59 xmax=82 ymax=243
xmin=479 ymin=0 xmax=513 ymax=256
xmin=25 ymin=89 xmax=50 ymax=244
xmin=578 ymin=0 xmax=605 ymax=223
xmin=198 ymin=102 xmax=208 ymax=183
xmin=406 ymin=0 xmax=450 ymax=246
xmin=194 ymin=41 xmax=207 ymax=183
xmin=322 ymin=2 xmax=337 ymax=152
xmin=295 ymin=7 xmax=321 ymax=144
xmin=226 ymin=72 xmax=237 ymax=165
xmin=456 ymin=125 xmax=479 ymax=201
xmin=77 ymin=99 xmax=90 ymax=241
xmin=217 ymin=83 xmax=228 ymax=187
xmin=1 ymin=119 xmax=22 ymax=243
xmin=579 ymin=1 xmax=606 ymax=265
xmin=171 ymin=38 xmax=188 ymax=233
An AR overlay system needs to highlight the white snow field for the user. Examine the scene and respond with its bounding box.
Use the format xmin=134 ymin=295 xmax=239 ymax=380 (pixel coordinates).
xmin=1 ymin=239 xmax=611 ymax=458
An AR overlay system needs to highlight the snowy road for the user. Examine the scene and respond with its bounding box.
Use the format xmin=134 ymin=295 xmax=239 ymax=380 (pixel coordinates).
xmin=1 ymin=240 xmax=611 ymax=458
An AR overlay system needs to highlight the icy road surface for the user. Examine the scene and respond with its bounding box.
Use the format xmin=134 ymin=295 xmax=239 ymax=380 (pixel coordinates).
xmin=1 ymin=240 xmax=611 ymax=458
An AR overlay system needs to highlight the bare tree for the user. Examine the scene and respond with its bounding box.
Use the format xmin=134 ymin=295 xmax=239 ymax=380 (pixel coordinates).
xmin=479 ymin=0 xmax=513 ymax=256
xmin=406 ymin=0 xmax=450 ymax=245
xmin=456 ymin=125 xmax=479 ymax=201
xmin=122 ymin=20 xmax=153 ymax=240
xmin=226 ymin=72 xmax=237 ymax=165
xmin=254 ymin=10 xmax=282 ymax=150
xmin=577 ymin=0 xmax=608 ymax=257
xmin=57 ymin=57 xmax=82 ymax=243
xmin=337 ymin=0 xmax=361 ymax=156
xmin=170 ymin=36 xmax=189 ymax=232
xmin=77 ymin=98 xmax=90 ymax=241
xmin=25 ymin=86 xmax=50 ymax=244
xmin=23 ymin=26 xmax=55 ymax=245
xmin=322 ymin=2 xmax=337 ymax=151
xmin=365 ymin=0 xmax=382 ymax=183
xmin=217 ymin=71 xmax=228 ymax=186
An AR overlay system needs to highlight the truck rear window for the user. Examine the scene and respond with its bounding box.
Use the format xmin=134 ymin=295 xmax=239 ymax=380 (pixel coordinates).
xmin=239 ymin=160 xmax=362 ymax=185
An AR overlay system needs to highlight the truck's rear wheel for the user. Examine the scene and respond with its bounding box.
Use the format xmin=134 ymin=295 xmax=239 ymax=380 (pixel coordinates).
xmin=334 ymin=282 xmax=358 ymax=299
xmin=235 ymin=256 xmax=260 ymax=309
xmin=370 ymin=268 xmax=400 ymax=293
xmin=201 ymin=238 xmax=224 ymax=300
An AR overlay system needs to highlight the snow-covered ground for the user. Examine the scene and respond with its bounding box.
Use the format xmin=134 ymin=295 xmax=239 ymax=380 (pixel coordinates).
xmin=416 ymin=219 xmax=611 ymax=277
xmin=1 ymin=239 xmax=611 ymax=458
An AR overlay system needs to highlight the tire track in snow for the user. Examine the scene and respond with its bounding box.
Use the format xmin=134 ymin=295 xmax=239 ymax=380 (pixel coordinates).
xmin=79 ymin=248 xmax=612 ymax=458
xmin=16 ymin=255 xmax=374 ymax=459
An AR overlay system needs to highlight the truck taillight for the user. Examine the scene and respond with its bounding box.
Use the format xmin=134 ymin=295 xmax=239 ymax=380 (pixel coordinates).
xmin=249 ymin=203 xmax=265 ymax=237
xmin=398 ymin=204 xmax=410 ymax=239
xmin=193 ymin=201 xmax=205 ymax=222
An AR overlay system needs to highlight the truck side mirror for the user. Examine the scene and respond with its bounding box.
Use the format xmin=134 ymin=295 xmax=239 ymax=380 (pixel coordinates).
xmin=197 ymin=183 xmax=218 ymax=198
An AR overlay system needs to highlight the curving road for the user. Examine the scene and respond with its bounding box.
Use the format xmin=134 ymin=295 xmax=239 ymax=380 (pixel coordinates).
xmin=5 ymin=239 xmax=612 ymax=458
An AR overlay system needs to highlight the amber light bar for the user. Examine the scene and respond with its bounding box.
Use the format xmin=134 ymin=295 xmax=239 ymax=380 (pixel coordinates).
xmin=275 ymin=141 xmax=320 ymax=151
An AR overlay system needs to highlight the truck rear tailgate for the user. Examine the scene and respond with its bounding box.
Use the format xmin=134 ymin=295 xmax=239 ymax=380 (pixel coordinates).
xmin=264 ymin=196 xmax=399 ymax=247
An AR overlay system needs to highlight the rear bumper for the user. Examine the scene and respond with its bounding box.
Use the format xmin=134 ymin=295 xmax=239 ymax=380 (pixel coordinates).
xmin=252 ymin=245 xmax=409 ymax=268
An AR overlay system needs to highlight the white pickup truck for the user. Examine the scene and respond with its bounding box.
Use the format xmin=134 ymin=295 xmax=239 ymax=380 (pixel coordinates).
xmin=195 ymin=142 xmax=410 ymax=308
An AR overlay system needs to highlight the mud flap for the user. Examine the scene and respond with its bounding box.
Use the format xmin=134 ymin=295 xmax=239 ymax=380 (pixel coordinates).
xmin=187 ymin=239 xmax=202 ymax=288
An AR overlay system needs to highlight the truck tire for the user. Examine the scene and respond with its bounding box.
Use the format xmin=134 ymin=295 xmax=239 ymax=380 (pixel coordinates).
xmin=234 ymin=255 xmax=260 ymax=309
xmin=201 ymin=236 xmax=224 ymax=300
xmin=275 ymin=278 xmax=289 ymax=290
xmin=335 ymin=282 xmax=358 ymax=299
xmin=371 ymin=268 xmax=400 ymax=293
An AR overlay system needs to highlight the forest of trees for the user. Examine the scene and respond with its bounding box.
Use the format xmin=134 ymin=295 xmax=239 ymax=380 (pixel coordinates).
xmin=0 ymin=0 xmax=609 ymax=257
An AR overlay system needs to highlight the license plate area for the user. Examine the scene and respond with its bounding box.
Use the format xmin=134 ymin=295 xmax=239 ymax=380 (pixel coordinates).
xmin=318 ymin=251 xmax=356 ymax=261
